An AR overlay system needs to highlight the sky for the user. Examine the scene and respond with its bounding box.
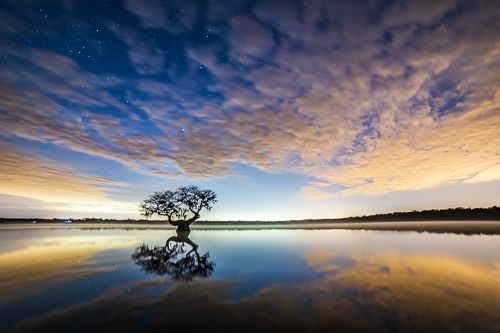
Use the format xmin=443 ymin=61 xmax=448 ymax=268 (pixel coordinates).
xmin=0 ymin=0 xmax=499 ymax=221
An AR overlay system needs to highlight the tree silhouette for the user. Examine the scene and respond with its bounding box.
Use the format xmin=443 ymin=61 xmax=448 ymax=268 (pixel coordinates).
xmin=131 ymin=231 xmax=215 ymax=281
xmin=139 ymin=185 xmax=217 ymax=231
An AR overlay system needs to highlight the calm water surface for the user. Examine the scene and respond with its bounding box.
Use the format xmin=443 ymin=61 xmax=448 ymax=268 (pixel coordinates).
xmin=1 ymin=223 xmax=499 ymax=332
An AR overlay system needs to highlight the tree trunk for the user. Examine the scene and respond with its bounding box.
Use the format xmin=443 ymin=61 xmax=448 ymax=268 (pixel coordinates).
xmin=175 ymin=221 xmax=191 ymax=232
xmin=167 ymin=213 xmax=200 ymax=232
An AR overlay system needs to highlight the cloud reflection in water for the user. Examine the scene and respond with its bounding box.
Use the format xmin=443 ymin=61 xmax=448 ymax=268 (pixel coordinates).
xmin=0 ymin=235 xmax=141 ymax=303
xmin=12 ymin=234 xmax=500 ymax=333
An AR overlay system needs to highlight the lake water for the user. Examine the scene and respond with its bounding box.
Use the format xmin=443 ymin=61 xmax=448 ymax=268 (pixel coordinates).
xmin=1 ymin=223 xmax=499 ymax=332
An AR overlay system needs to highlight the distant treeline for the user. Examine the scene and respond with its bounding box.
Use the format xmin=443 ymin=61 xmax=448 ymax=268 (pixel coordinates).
xmin=323 ymin=206 xmax=500 ymax=223
xmin=192 ymin=206 xmax=500 ymax=224
xmin=189 ymin=206 xmax=500 ymax=224
xmin=0 ymin=206 xmax=499 ymax=224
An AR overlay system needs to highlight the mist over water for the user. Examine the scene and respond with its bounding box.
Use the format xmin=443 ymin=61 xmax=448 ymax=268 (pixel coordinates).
xmin=1 ymin=224 xmax=499 ymax=332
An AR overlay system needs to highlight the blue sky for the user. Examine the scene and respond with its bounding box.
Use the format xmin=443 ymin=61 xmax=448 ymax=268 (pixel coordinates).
xmin=1 ymin=0 xmax=499 ymax=220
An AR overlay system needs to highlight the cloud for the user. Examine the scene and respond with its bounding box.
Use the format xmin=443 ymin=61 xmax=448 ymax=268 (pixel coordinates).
xmin=123 ymin=0 xmax=199 ymax=33
xmin=329 ymin=92 xmax=500 ymax=195
xmin=0 ymin=81 xmax=175 ymax=176
xmin=107 ymin=24 xmax=166 ymax=75
xmin=229 ymin=16 xmax=276 ymax=64
xmin=122 ymin=0 xmax=167 ymax=29
xmin=299 ymin=183 xmax=335 ymax=199
xmin=463 ymin=165 xmax=500 ymax=184
xmin=1 ymin=0 xmax=500 ymax=197
xmin=0 ymin=143 xmax=136 ymax=212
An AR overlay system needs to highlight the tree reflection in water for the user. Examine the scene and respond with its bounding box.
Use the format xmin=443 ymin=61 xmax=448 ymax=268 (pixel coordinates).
xmin=131 ymin=230 xmax=215 ymax=281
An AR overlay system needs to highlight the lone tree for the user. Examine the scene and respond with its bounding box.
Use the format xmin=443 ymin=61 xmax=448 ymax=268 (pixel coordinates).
xmin=139 ymin=185 xmax=217 ymax=231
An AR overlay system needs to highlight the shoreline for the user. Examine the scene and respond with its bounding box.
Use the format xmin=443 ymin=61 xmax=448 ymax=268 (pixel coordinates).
xmin=1 ymin=220 xmax=500 ymax=235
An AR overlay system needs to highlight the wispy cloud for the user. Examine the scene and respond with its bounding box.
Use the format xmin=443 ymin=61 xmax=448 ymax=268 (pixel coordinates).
xmin=300 ymin=182 xmax=335 ymax=199
xmin=0 ymin=143 xmax=135 ymax=211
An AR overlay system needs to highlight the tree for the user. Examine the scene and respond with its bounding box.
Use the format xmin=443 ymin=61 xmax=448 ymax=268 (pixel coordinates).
xmin=139 ymin=185 xmax=217 ymax=231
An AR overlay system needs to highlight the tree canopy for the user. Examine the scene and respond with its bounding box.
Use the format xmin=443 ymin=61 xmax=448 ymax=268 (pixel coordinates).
xmin=139 ymin=186 xmax=217 ymax=227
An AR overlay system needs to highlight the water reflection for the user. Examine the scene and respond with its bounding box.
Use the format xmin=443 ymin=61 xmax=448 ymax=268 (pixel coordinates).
xmin=12 ymin=251 xmax=500 ymax=333
xmin=131 ymin=230 xmax=215 ymax=281
xmin=0 ymin=235 xmax=138 ymax=304
xmin=2 ymin=227 xmax=500 ymax=332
